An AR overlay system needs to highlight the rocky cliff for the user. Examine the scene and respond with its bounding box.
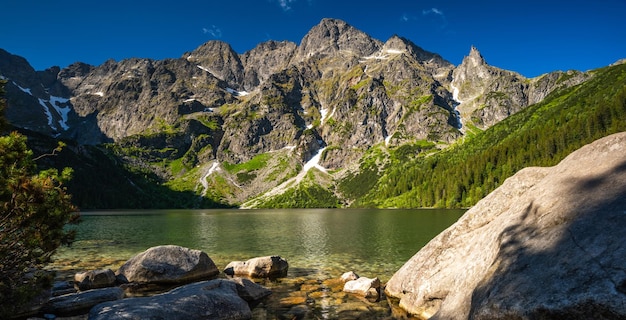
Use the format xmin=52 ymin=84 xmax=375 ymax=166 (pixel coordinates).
xmin=451 ymin=46 xmax=589 ymax=130
xmin=0 ymin=18 xmax=592 ymax=208
xmin=385 ymin=132 xmax=626 ymax=319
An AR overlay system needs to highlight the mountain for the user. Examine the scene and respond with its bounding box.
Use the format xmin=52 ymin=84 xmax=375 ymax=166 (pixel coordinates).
xmin=451 ymin=46 xmax=589 ymax=130
xmin=358 ymin=61 xmax=626 ymax=208
xmin=0 ymin=18 xmax=598 ymax=209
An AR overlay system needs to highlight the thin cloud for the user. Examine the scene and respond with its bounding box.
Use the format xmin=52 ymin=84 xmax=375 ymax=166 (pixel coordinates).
xmin=422 ymin=7 xmax=448 ymax=28
xmin=423 ymin=7 xmax=444 ymax=16
xmin=401 ymin=13 xmax=416 ymax=22
xmin=202 ymin=25 xmax=222 ymax=38
xmin=276 ymin=0 xmax=296 ymax=11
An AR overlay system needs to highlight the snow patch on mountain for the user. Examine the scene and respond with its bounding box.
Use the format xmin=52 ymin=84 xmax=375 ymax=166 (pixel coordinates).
xmin=303 ymin=147 xmax=328 ymax=173
xmin=36 ymin=95 xmax=71 ymax=131
xmin=38 ymin=98 xmax=55 ymax=130
xmin=450 ymin=81 xmax=464 ymax=130
xmin=241 ymin=147 xmax=328 ymax=208
xmin=226 ymin=87 xmax=249 ymax=97
xmin=320 ymin=107 xmax=336 ymax=125
xmin=197 ymin=65 xmax=216 ymax=77
xmin=451 ymin=82 xmax=462 ymax=103
xmin=49 ymin=96 xmax=71 ymax=130
xmin=385 ymin=135 xmax=393 ymax=146
xmin=360 ymin=48 xmax=405 ymax=62
xmin=200 ymin=161 xmax=220 ymax=197
xmin=14 ymin=82 xmax=32 ymax=95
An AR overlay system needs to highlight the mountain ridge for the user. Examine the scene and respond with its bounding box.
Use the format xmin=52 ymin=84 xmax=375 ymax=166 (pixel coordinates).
xmin=0 ymin=18 xmax=597 ymax=209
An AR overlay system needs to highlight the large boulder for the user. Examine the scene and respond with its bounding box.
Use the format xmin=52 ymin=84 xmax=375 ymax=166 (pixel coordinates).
xmin=89 ymin=279 xmax=255 ymax=320
xmin=386 ymin=132 xmax=626 ymax=319
xmin=116 ymin=245 xmax=219 ymax=284
xmin=224 ymin=256 xmax=289 ymax=278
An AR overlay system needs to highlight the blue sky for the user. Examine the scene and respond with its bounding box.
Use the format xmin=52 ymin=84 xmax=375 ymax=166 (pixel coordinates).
xmin=2 ymin=0 xmax=625 ymax=77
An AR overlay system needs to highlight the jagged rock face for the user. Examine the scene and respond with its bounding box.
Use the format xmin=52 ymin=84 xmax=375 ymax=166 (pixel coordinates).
xmin=295 ymin=18 xmax=382 ymax=60
xmin=185 ymin=41 xmax=244 ymax=89
xmin=217 ymin=66 xmax=307 ymax=164
xmin=451 ymin=47 xmax=528 ymax=129
xmin=452 ymin=46 xmax=589 ymax=130
xmin=386 ymin=132 xmax=626 ymax=319
xmin=0 ymin=49 xmax=79 ymax=137
xmin=241 ymin=40 xmax=297 ymax=91
xmin=58 ymin=57 xmax=236 ymax=143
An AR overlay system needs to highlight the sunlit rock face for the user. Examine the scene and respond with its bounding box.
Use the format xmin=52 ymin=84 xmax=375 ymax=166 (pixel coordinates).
xmin=450 ymin=46 xmax=589 ymax=130
xmin=386 ymin=132 xmax=626 ymax=319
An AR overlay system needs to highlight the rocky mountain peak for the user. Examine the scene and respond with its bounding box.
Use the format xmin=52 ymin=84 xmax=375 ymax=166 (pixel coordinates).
xmin=382 ymin=35 xmax=451 ymax=68
xmin=295 ymin=18 xmax=382 ymax=60
xmin=452 ymin=46 xmax=492 ymax=87
xmin=451 ymin=45 xmax=589 ymax=131
xmin=468 ymin=46 xmax=485 ymax=64
xmin=381 ymin=35 xmax=408 ymax=50
xmin=0 ymin=49 xmax=41 ymax=94
xmin=459 ymin=45 xmax=487 ymax=71
xmin=185 ymin=40 xmax=244 ymax=88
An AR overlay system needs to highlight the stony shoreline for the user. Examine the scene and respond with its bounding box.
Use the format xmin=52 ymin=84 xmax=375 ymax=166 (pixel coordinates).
xmin=28 ymin=245 xmax=401 ymax=320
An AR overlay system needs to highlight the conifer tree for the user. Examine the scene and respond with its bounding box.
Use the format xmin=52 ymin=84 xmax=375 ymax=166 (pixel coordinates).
xmin=0 ymin=80 xmax=79 ymax=317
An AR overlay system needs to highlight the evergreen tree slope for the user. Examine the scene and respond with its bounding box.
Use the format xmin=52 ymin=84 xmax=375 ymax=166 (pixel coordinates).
xmin=359 ymin=63 xmax=626 ymax=208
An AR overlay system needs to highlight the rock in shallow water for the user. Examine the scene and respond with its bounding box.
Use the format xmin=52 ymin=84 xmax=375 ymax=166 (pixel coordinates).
xmin=343 ymin=277 xmax=381 ymax=300
xmin=224 ymin=255 xmax=289 ymax=278
xmin=116 ymin=245 xmax=219 ymax=284
xmin=385 ymin=132 xmax=626 ymax=319
xmin=74 ymin=269 xmax=116 ymax=291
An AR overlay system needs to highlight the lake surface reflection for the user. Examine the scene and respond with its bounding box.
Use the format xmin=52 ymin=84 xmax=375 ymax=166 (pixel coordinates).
xmin=53 ymin=208 xmax=465 ymax=281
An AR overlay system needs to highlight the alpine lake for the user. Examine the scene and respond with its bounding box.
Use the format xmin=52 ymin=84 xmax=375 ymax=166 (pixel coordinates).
xmin=50 ymin=208 xmax=465 ymax=319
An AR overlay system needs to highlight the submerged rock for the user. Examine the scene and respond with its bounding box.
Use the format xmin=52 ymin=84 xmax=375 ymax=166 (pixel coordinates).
xmin=229 ymin=277 xmax=273 ymax=302
xmin=43 ymin=287 xmax=124 ymax=317
xmin=51 ymin=281 xmax=76 ymax=297
xmin=386 ymin=132 xmax=626 ymax=319
xmin=224 ymin=256 xmax=289 ymax=278
xmin=116 ymin=245 xmax=219 ymax=285
xmin=74 ymin=269 xmax=116 ymax=291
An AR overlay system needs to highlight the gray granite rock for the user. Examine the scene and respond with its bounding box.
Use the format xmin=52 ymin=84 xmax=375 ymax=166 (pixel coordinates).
xmin=116 ymin=245 xmax=219 ymax=285
xmin=43 ymin=287 xmax=124 ymax=317
xmin=386 ymin=132 xmax=626 ymax=319
xmin=89 ymin=279 xmax=252 ymax=320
